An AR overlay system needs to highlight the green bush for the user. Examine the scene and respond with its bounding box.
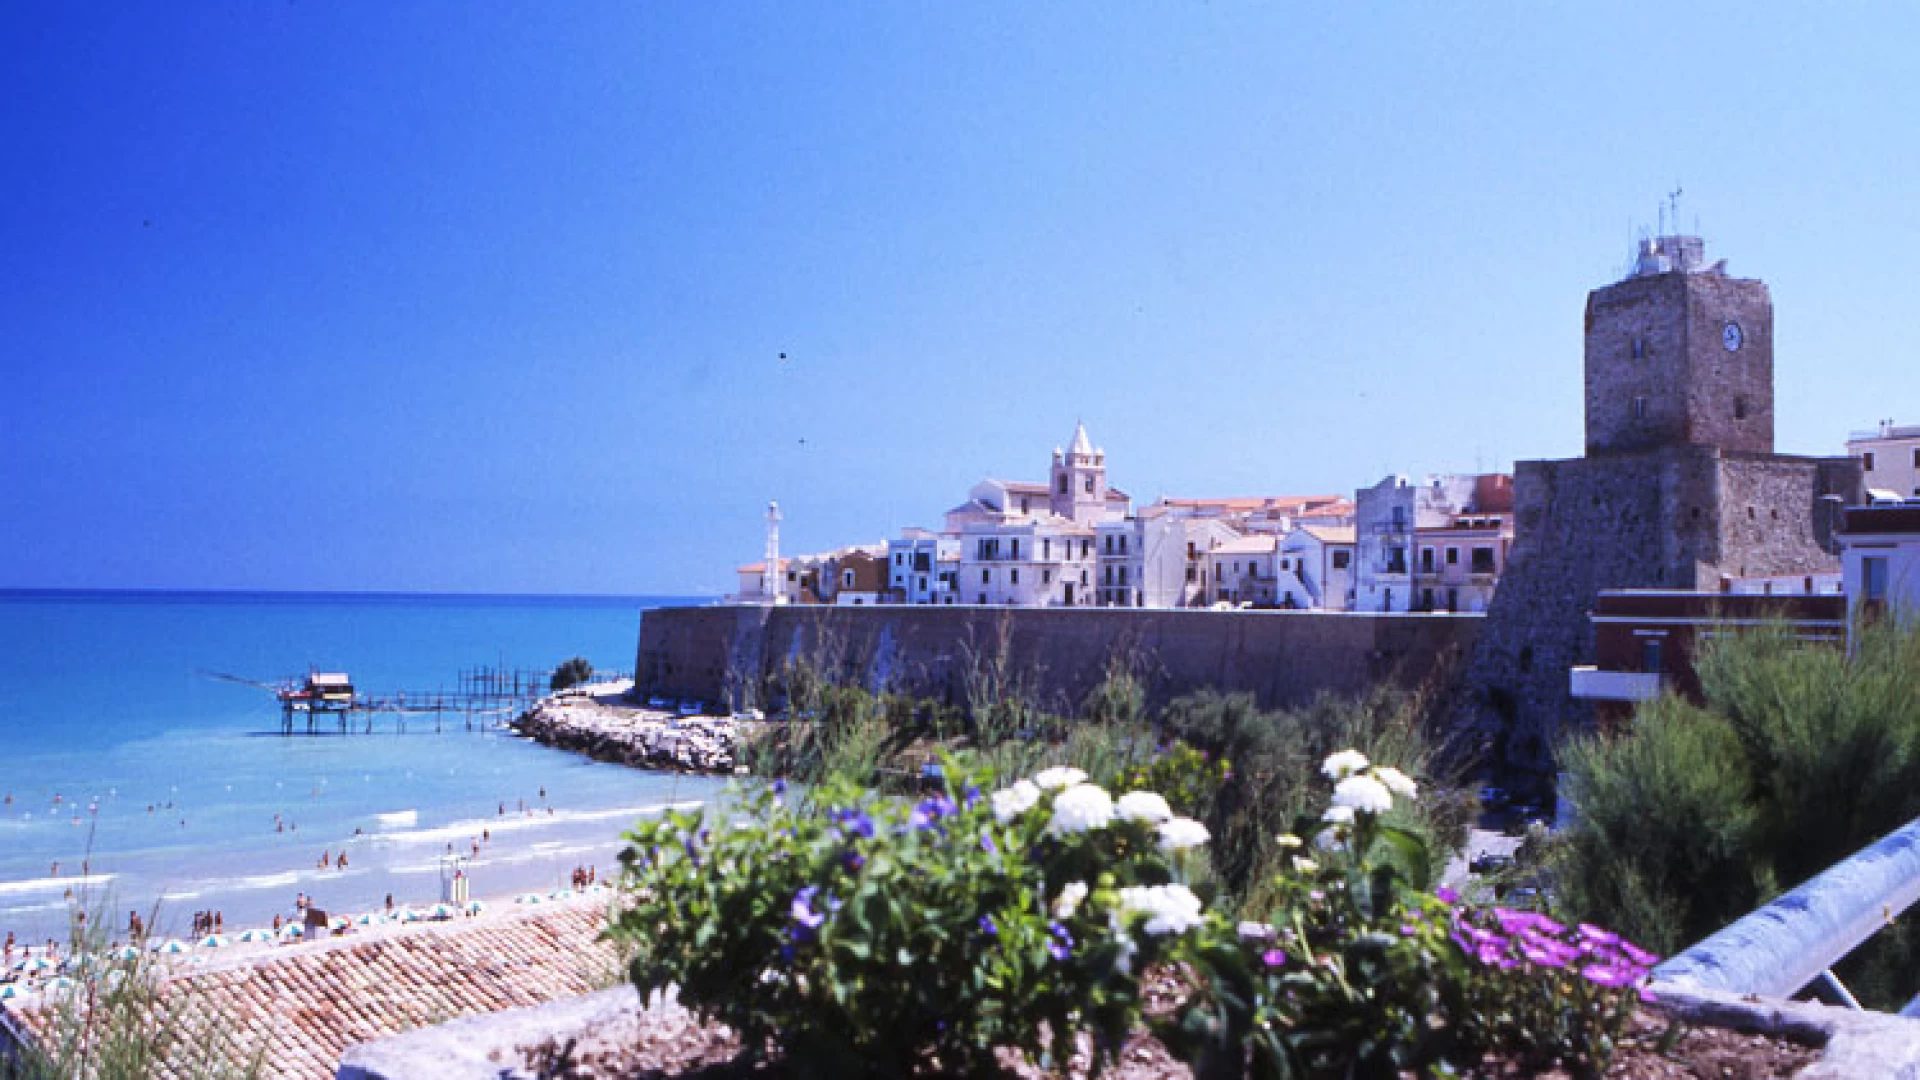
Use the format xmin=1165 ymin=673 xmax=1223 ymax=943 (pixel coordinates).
xmin=549 ymin=656 xmax=594 ymax=692
xmin=613 ymin=764 xmax=1215 ymax=1077
xmin=1556 ymin=618 xmax=1920 ymax=1004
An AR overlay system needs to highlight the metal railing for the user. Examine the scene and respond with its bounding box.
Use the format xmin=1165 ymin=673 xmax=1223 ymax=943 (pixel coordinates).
xmin=1654 ymin=815 xmax=1920 ymax=1016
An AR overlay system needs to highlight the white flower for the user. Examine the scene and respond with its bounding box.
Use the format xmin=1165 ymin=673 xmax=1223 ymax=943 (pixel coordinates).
xmin=1114 ymin=884 xmax=1206 ymax=936
xmin=1047 ymin=783 xmax=1115 ymax=835
xmin=990 ymin=780 xmax=1041 ymax=823
xmin=1156 ymin=816 xmax=1211 ymax=852
xmin=1320 ymin=805 xmax=1355 ymax=825
xmin=1331 ymin=774 xmax=1393 ymax=815
xmin=1237 ymin=921 xmax=1275 ymax=941
xmin=1053 ymin=881 xmax=1089 ymax=919
xmin=1372 ymin=766 xmax=1418 ymax=800
xmin=1115 ymin=790 xmax=1173 ymax=824
xmin=1321 ymin=749 xmax=1370 ymax=780
xmin=1033 ymin=766 xmax=1088 ymax=791
xmin=1314 ymin=827 xmax=1348 ymax=852
xmin=1275 ymin=833 xmax=1304 ymax=848
xmin=1291 ymin=856 xmax=1319 ymax=875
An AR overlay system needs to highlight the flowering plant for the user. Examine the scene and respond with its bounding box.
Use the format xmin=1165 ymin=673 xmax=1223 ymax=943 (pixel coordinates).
xmin=1168 ymin=749 xmax=1656 ymax=1079
xmin=613 ymin=764 xmax=1213 ymax=1077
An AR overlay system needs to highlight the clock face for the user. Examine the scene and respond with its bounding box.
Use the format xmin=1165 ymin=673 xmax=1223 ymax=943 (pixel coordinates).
xmin=1722 ymin=321 xmax=1743 ymax=352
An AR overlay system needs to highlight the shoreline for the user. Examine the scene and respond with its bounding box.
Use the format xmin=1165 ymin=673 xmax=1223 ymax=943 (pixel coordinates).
xmin=509 ymin=679 xmax=743 ymax=774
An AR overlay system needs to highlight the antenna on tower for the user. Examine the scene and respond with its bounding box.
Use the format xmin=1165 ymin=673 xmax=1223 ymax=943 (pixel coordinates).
xmin=1667 ymin=184 xmax=1684 ymax=235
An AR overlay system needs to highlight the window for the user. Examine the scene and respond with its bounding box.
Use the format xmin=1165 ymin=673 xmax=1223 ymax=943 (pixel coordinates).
xmin=1119 ymin=536 xmax=1128 ymax=554
xmin=977 ymin=593 xmax=986 ymax=604
xmin=843 ymin=570 xmax=855 ymax=588
xmin=1421 ymin=589 xmax=1434 ymax=610
xmin=981 ymin=569 xmax=991 ymax=584
xmin=1632 ymin=396 xmax=1648 ymax=420
xmin=1186 ymin=566 xmax=1196 ymax=583
xmin=1446 ymin=546 xmax=1460 ymax=565
xmin=1104 ymin=566 xmax=1113 ymax=585
xmin=894 ymin=553 xmax=903 ymax=566
xmin=1187 ymin=542 xmax=1197 ymax=559
xmin=1042 ymin=538 xmax=1051 ymax=560
xmin=1913 ymin=448 xmax=1919 ymax=468
xmin=1080 ymin=570 xmax=1089 ymax=585
xmin=1734 ymin=396 xmax=1748 ymax=420
xmin=1104 ymin=535 xmax=1113 ymax=554
xmin=913 ymin=552 xmax=931 ymax=572
xmin=1332 ymin=550 xmax=1350 ymax=570
xmin=1470 ymin=546 xmax=1496 ymax=574
xmin=1042 ymin=570 xmax=1051 ymax=584
xmin=1863 ymin=452 xmax=1875 ymax=471
xmin=1010 ymin=538 xmax=1021 ymax=560
xmin=1118 ymin=567 xmax=1128 ymax=585
xmin=916 ymin=575 xmax=927 ymax=591
xmin=1058 ymin=475 xmax=1068 ymax=494
xmin=1640 ymin=638 xmax=1665 ymax=674
xmin=1631 ymin=336 xmax=1646 ymax=358
xmin=1084 ymin=477 xmax=1095 ymax=494
xmin=1420 ymin=548 xmax=1435 ymax=573
xmin=1863 ymin=557 xmax=1890 ymax=601
xmin=1082 ymin=539 xmax=1091 ymax=558
xmin=1386 ymin=548 xmax=1406 ymax=574
xmin=1010 ymin=569 xmax=1020 ymax=585
xmin=1020 ymin=497 xmax=1029 ymax=513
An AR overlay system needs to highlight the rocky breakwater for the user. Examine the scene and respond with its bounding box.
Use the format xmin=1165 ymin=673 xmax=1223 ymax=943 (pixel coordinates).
xmin=510 ymin=680 xmax=740 ymax=775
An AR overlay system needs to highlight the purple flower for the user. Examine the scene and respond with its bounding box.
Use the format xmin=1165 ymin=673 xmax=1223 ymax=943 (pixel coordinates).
xmin=790 ymin=886 xmax=826 ymax=936
xmin=780 ymin=943 xmax=795 ymax=963
xmin=978 ymin=914 xmax=998 ymax=938
xmin=963 ymin=784 xmax=982 ymax=808
xmin=1578 ymin=922 xmax=1619 ymax=947
xmin=772 ymin=778 xmax=788 ymax=796
xmin=1261 ymin=948 xmax=1287 ymax=968
xmin=1582 ymin=962 xmax=1636 ymax=987
xmin=1048 ymin=921 xmax=1073 ymax=961
xmin=979 ymin=830 xmax=998 ymax=855
xmin=910 ymin=794 xmax=960 ymax=831
xmin=840 ymin=849 xmax=866 ymax=872
xmin=1435 ymin=886 xmax=1458 ymax=905
xmin=832 ymin=808 xmax=876 ymax=839
xmin=1618 ymin=939 xmax=1660 ymax=969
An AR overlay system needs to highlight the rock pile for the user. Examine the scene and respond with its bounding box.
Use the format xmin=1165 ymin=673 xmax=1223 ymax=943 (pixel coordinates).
xmin=510 ymin=681 xmax=739 ymax=775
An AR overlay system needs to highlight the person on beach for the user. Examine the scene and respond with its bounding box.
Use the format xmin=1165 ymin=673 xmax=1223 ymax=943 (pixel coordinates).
xmin=384 ymin=893 xmax=393 ymax=912
xmin=214 ymin=911 xmax=223 ymax=932
xmin=336 ymin=852 xmax=348 ymax=869
xmin=272 ymin=914 xmax=282 ymax=931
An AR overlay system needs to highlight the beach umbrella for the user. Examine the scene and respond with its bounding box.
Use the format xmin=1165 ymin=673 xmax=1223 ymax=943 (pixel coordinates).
xmin=0 ymin=984 xmax=24 ymax=1000
xmin=427 ymin=903 xmax=458 ymax=920
xmin=329 ymin=916 xmax=351 ymax=931
xmin=237 ymin=928 xmax=275 ymax=943
xmin=198 ymin=934 xmax=230 ymax=949
xmin=463 ymin=900 xmax=485 ymax=916
xmin=353 ymin=912 xmax=378 ymax=926
xmin=277 ymin=923 xmax=304 ymax=940
xmin=40 ymin=977 xmax=76 ymax=996
xmin=12 ymin=956 xmax=53 ymax=974
xmin=397 ymin=906 xmax=424 ymax=923
xmin=515 ymin=893 xmax=543 ymax=905
xmin=548 ymin=888 xmax=574 ymax=900
xmin=112 ymin=946 xmax=142 ymax=961
xmin=150 ymin=939 xmax=189 ymax=955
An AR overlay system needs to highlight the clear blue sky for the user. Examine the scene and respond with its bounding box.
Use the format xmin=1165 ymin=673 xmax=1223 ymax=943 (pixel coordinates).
xmin=5 ymin=3 xmax=1916 ymax=595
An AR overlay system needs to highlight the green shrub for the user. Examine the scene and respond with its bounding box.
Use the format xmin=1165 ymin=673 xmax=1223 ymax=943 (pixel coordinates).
xmin=613 ymin=764 xmax=1215 ymax=1077
xmin=549 ymin=656 xmax=594 ymax=692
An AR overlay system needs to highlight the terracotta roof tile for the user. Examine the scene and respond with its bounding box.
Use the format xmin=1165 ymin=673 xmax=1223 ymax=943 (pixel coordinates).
xmin=2 ymin=898 xmax=620 ymax=1080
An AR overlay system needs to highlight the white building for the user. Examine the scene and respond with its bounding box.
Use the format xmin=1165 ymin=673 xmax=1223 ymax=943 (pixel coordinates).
xmin=1282 ymin=524 xmax=1357 ymax=611
xmin=1352 ymin=473 xmax=1512 ymax=613
xmin=960 ymin=517 xmax=1096 ymax=606
xmin=1839 ymin=503 xmax=1920 ymax=628
xmin=1849 ymin=420 xmax=1920 ymax=501
xmin=886 ymin=529 xmax=960 ymax=605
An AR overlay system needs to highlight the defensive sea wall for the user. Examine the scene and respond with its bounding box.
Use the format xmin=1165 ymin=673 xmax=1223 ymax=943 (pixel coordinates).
xmin=634 ymin=605 xmax=1481 ymax=715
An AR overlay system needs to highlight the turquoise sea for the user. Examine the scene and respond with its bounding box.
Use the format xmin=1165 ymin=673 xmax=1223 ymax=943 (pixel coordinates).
xmin=0 ymin=591 xmax=731 ymax=948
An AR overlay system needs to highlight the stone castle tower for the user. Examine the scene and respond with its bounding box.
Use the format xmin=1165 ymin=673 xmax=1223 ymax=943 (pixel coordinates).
xmin=1466 ymin=235 xmax=1861 ymax=773
xmin=1050 ymin=422 xmax=1109 ymax=526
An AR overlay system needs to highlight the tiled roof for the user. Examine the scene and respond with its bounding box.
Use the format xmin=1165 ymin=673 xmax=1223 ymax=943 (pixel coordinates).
xmin=3 ymin=900 xmax=617 ymax=1080
xmin=1212 ymin=535 xmax=1278 ymax=555
xmin=1299 ymin=525 xmax=1357 ymax=545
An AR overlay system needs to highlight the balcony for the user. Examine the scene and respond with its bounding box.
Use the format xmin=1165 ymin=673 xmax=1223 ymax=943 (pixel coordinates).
xmin=1569 ymin=666 xmax=1662 ymax=703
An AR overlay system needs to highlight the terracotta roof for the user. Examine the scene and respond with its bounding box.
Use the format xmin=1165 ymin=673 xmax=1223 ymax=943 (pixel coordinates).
xmin=1299 ymin=525 xmax=1357 ymax=545
xmin=3 ymin=900 xmax=618 ymax=1080
xmin=1212 ymin=535 xmax=1278 ymax=555
xmin=1160 ymin=495 xmax=1350 ymax=516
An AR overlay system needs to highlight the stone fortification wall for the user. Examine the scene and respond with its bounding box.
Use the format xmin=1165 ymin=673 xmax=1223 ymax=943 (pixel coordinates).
xmin=1466 ymin=446 xmax=1859 ymax=774
xmin=635 ymin=605 xmax=1482 ymax=715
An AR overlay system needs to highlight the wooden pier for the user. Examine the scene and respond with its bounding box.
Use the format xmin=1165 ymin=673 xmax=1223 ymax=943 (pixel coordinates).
xmin=271 ymin=665 xmax=633 ymax=735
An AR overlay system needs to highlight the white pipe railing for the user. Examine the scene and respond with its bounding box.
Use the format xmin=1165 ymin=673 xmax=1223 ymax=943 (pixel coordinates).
xmin=1654 ymin=816 xmax=1920 ymax=1011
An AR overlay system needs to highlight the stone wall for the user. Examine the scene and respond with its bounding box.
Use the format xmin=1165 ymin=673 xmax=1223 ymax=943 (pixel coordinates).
xmin=1465 ymin=446 xmax=1860 ymax=774
xmin=635 ymin=605 xmax=1482 ymax=715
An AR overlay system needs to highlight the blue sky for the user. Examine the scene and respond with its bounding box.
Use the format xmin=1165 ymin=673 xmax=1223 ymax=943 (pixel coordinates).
xmin=5 ymin=3 xmax=1917 ymax=594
